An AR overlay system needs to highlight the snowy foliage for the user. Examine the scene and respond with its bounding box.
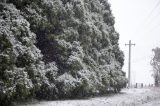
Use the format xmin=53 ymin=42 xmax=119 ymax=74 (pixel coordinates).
xmin=0 ymin=0 xmax=127 ymax=105
xmin=151 ymin=47 xmax=160 ymax=86
xmin=0 ymin=3 xmax=57 ymax=105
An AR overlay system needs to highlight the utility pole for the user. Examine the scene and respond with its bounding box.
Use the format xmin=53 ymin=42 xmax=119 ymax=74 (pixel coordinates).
xmin=125 ymin=40 xmax=135 ymax=88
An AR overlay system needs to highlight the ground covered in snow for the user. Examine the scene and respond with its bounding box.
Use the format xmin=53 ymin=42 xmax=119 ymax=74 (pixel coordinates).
xmin=140 ymin=99 xmax=160 ymax=106
xmin=16 ymin=87 xmax=160 ymax=106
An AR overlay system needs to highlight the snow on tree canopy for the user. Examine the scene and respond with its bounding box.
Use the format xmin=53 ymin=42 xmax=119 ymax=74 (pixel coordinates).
xmin=0 ymin=0 xmax=127 ymax=105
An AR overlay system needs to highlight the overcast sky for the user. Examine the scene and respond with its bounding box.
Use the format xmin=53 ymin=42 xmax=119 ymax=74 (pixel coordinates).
xmin=109 ymin=0 xmax=160 ymax=85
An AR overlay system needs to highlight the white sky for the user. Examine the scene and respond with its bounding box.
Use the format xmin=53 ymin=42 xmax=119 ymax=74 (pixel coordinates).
xmin=108 ymin=0 xmax=160 ymax=85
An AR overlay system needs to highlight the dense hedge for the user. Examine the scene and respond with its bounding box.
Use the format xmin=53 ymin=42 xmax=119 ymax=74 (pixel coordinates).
xmin=0 ymin=0 xmax=127 ymax=105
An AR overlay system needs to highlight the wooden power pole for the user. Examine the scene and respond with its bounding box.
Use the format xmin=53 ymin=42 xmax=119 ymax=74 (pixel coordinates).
xmin=125 ymin=40 xmax=135 ymax=87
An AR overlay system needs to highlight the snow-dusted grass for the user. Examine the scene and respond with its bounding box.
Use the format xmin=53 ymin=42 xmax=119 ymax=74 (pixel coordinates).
xmin=16 ymin=87 xmax=160 ymax=106
xmin=140 ymin=98 xmax=160 ymax=106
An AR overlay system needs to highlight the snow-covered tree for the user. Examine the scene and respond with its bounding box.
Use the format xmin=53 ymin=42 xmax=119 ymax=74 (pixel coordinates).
xmin=0 ymin=3 xmax=58 ymax=105
xmin=151 ymin=47 xmax=160 ymax=86
xmin=1 ymin=0 xmax=127 ymax=105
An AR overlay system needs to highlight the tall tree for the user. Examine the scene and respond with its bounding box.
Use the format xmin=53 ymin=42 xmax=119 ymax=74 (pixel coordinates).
xmin=0 ymin=0 xmax=127 ymax=105
xmin=151 ymin=47 xmax=160 ymax=86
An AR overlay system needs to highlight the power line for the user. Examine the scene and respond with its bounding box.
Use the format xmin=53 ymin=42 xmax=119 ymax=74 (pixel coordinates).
xmin=136 ymin=0 xmax=160 ymax=39
xmin=146 ymin=0 xmax=160 ymax=22
xmin=139 ymin=0 xmax=160 ymax=33
xmin=132 ymin=55 xmax=153 ymax=63
xmin=145 ymin=0 xmax=160 ymax=32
